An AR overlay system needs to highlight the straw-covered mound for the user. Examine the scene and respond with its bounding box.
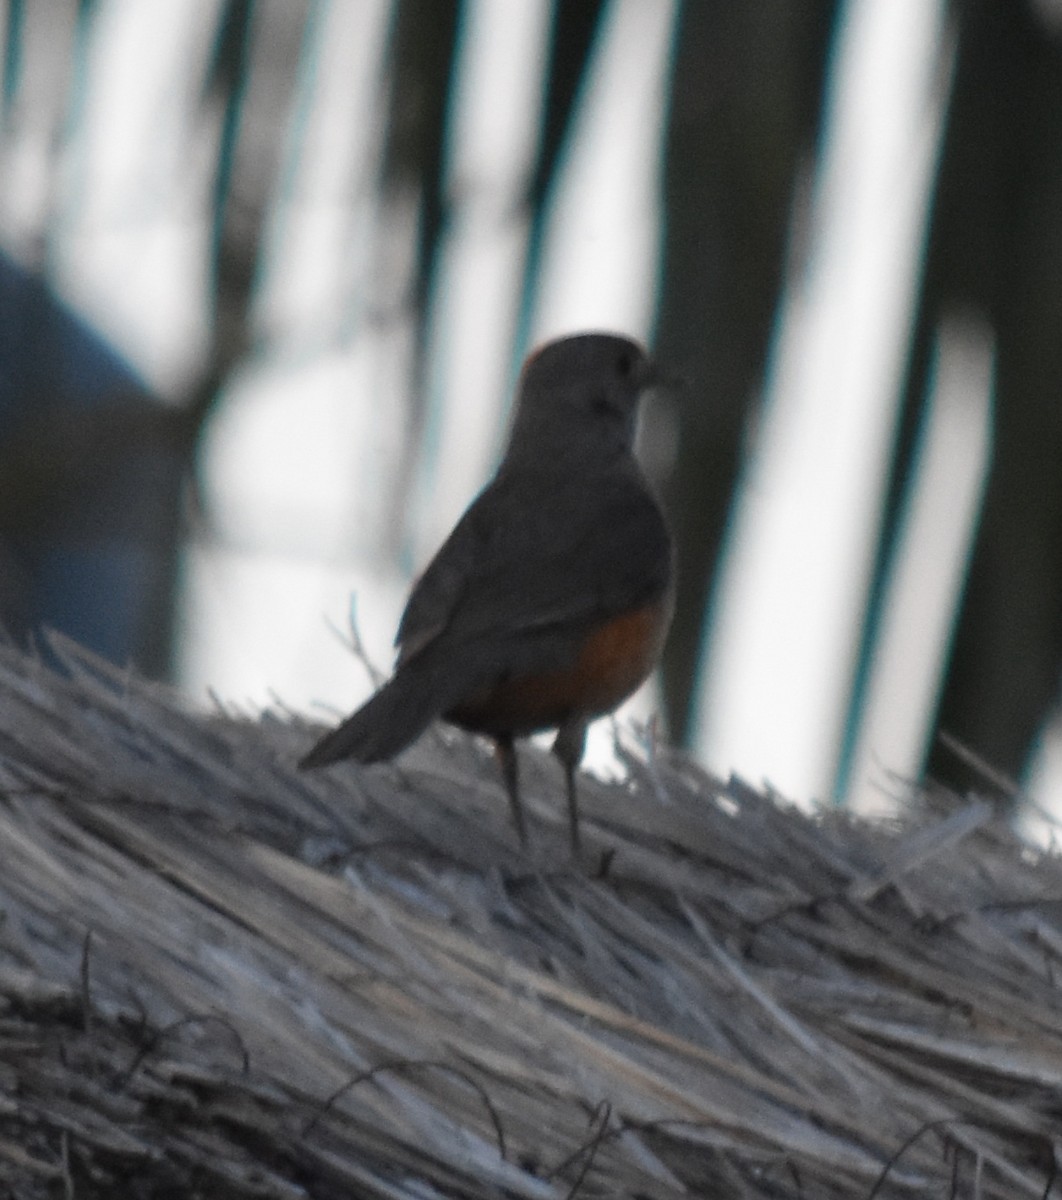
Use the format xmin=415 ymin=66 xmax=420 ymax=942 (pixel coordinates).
xmin=0 ymin=637 xmax=1060 ymax=1198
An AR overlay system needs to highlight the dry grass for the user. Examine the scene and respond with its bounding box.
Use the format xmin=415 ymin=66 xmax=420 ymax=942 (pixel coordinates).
xmin=0 ymin=635 xmax=1061 ymax=1198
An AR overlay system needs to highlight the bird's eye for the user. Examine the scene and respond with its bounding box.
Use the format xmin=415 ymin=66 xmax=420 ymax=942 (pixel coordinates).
xmin=616 ymin=351 xmax=634 ymax=377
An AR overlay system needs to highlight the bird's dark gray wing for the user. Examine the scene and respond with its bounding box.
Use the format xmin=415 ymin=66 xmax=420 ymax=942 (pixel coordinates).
xmin=395 ymin=464 xmax=671 ymax=676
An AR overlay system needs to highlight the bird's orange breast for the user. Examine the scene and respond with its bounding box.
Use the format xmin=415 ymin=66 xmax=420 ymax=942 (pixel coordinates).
xmin=446 ymin=597 xmax=672 ymax=739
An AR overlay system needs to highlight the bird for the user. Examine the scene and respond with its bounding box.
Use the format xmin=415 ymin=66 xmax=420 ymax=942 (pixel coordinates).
xmin=300 ymin=331 xmax=674 ymax=855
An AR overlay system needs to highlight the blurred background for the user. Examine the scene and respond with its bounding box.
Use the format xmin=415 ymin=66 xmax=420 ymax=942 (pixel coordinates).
xmin=2 ymin=0 xmax=1061 ymax=828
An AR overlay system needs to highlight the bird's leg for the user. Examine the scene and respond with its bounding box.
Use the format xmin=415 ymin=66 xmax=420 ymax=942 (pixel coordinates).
xmin=552 ymin=719 xmax=588 ymax=857
xmin=494 ymin=735 xmax=528 ymax=848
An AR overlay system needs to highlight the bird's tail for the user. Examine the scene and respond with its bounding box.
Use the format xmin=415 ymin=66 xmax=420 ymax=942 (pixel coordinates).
xmin=299 ymin=656 xmax=466 ymax=769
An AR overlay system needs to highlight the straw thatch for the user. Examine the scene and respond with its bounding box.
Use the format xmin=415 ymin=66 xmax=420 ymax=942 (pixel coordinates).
xmin=0 ymin=636 xmax=1060 ymax=1199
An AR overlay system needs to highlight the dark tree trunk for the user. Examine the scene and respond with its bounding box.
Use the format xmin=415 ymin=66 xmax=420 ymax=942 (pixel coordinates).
xmin=654 ymin=1 xmax=838 ymax=741
xmin=917 ymin=0 xmax=1062 ymax=791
